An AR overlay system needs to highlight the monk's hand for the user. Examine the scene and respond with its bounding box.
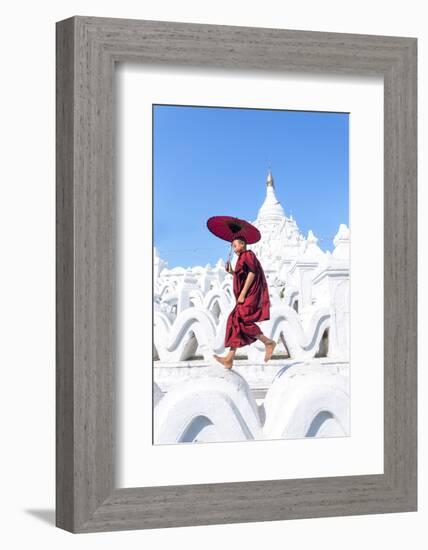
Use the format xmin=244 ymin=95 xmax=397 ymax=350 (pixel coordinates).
xmin=237 ymin=293 xmax=246 ymax=304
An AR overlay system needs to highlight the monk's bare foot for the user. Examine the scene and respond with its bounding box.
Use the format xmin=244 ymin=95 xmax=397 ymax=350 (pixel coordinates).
xmin=264 ymin=340 xmax=276 ymax=363
xmin=213 ymin=354 xmax=233 ymax=369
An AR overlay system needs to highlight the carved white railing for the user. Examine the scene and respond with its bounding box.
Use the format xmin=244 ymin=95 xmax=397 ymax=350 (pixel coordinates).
xmin=154 ymin=300 xmax=342 ymax=362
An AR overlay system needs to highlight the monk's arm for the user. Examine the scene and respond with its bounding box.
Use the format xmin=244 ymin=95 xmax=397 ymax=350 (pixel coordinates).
xmin=239 ymin=271 xmax=255 ymax=299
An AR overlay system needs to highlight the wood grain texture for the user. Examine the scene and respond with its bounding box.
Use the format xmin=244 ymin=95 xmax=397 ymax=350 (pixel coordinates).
xmin=56 ymin=16 xmax=417 ymax=533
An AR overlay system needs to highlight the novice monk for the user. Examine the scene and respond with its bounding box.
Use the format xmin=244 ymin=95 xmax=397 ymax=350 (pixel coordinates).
xmin=213 ymin=236 xmax=276 ymax=369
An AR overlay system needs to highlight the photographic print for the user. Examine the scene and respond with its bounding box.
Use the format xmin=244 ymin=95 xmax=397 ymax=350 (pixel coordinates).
xmin=153 ymin=104 xmax=350 ymax=445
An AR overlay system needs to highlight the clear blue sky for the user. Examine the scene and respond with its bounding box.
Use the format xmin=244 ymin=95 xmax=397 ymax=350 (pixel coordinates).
xmin=153 ymin=104 xmax=348 ymax=269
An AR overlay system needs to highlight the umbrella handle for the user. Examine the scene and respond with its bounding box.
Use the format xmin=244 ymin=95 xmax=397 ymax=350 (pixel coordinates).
xmin=226 ymin=243 xmax=233 ymax=263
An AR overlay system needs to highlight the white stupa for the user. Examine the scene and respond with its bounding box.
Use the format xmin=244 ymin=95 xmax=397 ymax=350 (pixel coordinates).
xmin=249 ymin=170 xmax=308 ymax=263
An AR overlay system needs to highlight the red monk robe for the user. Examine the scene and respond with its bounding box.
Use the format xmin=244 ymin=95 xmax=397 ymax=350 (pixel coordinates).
xmin=224 ymin=249 xmax=270 ymax=348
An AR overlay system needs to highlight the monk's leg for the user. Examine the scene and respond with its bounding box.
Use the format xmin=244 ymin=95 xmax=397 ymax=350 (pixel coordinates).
xmin=255 ymin=333 xmax=276 ymax=362
xmin=226 ymin=347 xmax=237 ymax=359
xmin=255 ymin=333 xmax=270 ymax=344
xmin=213 ymin=347 xmax=236 ymax=369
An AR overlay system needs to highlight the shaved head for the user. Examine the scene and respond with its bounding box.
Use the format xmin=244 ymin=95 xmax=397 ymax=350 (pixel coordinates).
xmin=232 ymin=237 xmax=247 ymax=245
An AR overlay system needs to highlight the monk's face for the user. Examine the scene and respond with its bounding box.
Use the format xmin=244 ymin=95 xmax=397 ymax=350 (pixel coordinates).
xmin=232 ymin=239 xmax=246 ymax=255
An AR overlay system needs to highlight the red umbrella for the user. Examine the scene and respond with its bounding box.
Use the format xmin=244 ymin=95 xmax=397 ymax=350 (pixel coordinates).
xmin=206 ymin=215 xmax=261 ymax=244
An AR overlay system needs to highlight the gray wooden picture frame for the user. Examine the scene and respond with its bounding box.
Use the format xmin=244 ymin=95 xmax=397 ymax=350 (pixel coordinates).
xmin=56 ymin=16 xmax=417 ymax=533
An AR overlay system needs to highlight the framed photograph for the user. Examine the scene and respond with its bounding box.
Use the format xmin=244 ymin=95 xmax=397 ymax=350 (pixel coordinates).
xmin=56 ymin=16 xmax=417 ymax=533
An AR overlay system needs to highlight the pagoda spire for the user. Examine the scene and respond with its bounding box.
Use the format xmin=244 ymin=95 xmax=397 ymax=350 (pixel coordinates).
xmin=266 ymin=169 xmax=274 ymax=187
xmin=256 ymin=169 xmax=285 ymax=222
